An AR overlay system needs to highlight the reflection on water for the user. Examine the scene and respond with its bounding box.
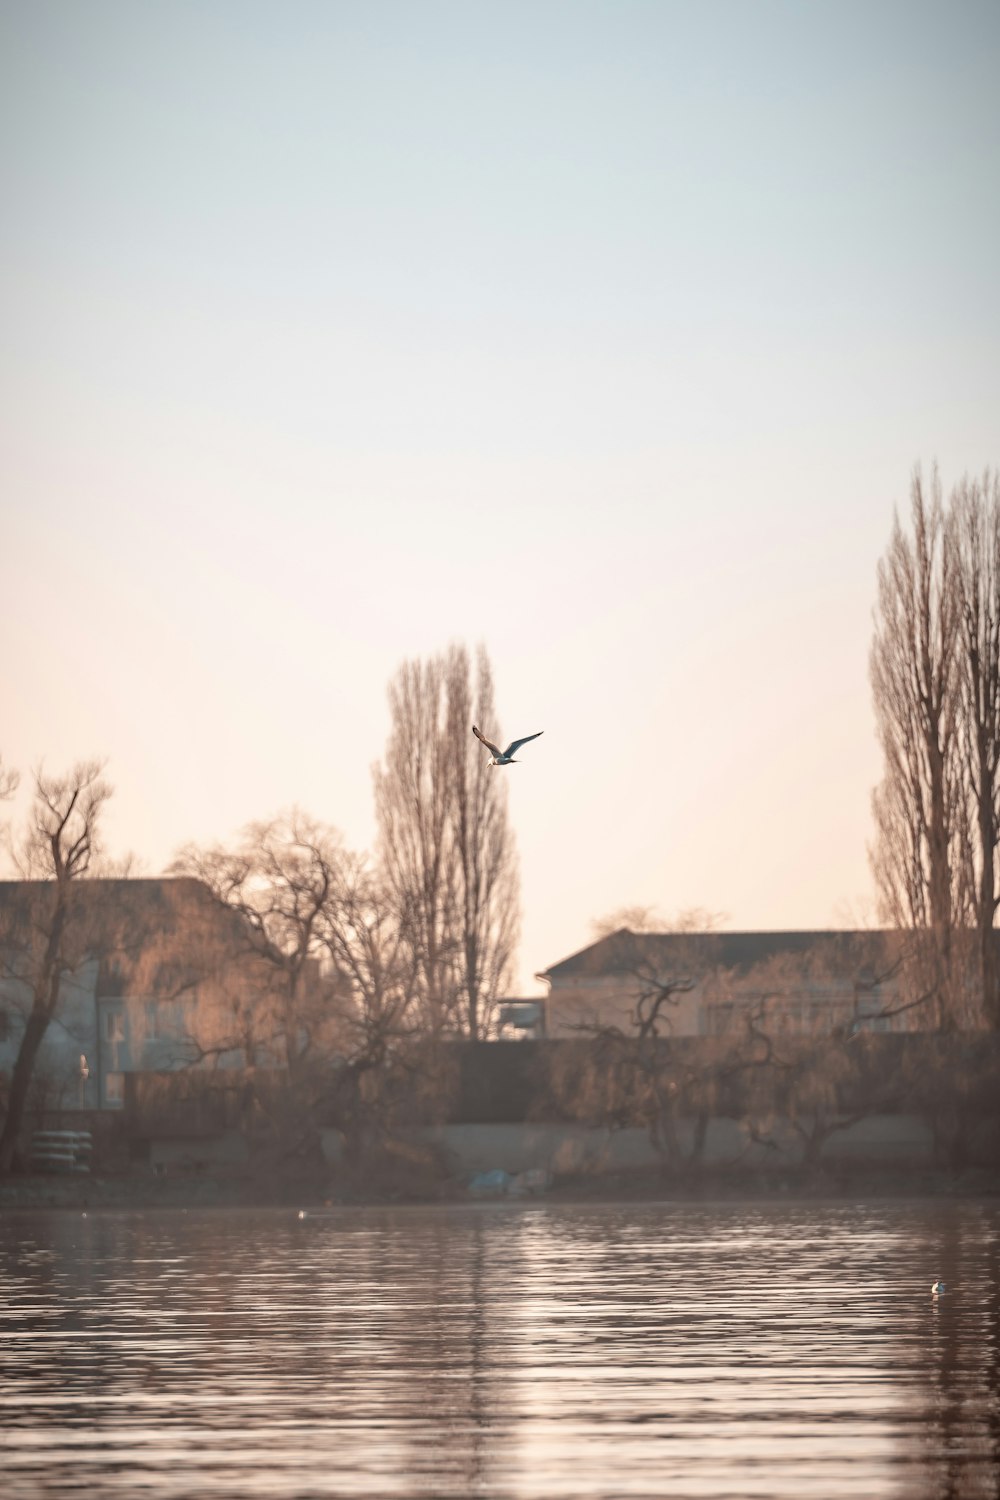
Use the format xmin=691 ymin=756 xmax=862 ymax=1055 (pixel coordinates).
xmin=0 ymin=1200 xmax=997 ymax=1498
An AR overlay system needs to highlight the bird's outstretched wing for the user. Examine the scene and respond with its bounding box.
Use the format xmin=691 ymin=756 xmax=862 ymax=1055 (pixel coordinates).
xmin=503 ymin=731 xmax=543 ymax=757
xmin=472 ymin=724 xmax=503 ymax=758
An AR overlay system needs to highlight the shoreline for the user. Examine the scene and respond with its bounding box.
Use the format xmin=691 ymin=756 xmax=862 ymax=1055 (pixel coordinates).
xmin=2 ymin=1162 xmax=999 ymax=1213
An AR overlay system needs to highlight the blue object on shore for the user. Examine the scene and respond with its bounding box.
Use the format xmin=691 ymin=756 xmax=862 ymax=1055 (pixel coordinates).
xmin=468 ymin=1169 xmax=512 ymax=1197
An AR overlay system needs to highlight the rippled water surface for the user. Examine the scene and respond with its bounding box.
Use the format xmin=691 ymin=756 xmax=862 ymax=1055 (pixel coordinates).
xmin=1 ymin=1200 xmax=998 ymax=1498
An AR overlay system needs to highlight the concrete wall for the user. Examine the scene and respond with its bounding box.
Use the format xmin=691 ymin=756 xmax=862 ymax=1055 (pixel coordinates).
xmin=149 ymin=1129 xmax=250 ymax=1175
xmin=404 ymin=1114 xmax=940 ymax=1176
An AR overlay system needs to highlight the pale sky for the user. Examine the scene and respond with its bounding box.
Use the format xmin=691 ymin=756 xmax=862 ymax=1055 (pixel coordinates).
xmin=2 ymin=0 xmax=998 ymax=992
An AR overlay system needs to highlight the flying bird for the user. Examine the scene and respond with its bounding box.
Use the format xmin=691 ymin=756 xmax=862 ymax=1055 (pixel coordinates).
xmin=472 ymin=724 xmax=543 ymax=766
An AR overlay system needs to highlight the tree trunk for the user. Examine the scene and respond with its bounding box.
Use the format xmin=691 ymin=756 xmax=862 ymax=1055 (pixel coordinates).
xmin=690 ymin=1109 xmax=710 ymax=1167
xmin=977 ymin=788 xmax=1000 ymax=1027
xmin=0 ymin=1005 xmax=52 ymax=1173
xmin=800 ymin=1119 xmax=826 ymax=1171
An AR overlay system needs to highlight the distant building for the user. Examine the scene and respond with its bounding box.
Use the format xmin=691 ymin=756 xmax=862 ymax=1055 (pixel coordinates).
xmin=536 ymin=928 xmax=920 ymax=1039
xmin=0 ymin=877 xmax=307 ymax=1114
xmin=495 ymin=998 xmax=545 ymax=1039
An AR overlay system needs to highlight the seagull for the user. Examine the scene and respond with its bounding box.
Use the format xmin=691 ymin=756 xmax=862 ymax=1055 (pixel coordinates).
xmin=473 ymin=724 xmax=543 ymax=766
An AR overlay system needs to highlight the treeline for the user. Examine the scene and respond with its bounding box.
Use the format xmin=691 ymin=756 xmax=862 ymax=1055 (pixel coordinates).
xmin=0 ymin=643 xmax=520 ymax=1171
xmin=5 ymin=462 xmax=1000 ymax=1179
xmin=126 ymin=1034 xmax=1000 ymax=1180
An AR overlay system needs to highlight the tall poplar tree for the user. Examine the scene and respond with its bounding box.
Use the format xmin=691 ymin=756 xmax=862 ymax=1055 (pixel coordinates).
xmin=373 ymin=644 xmax=519 ymax=1039
xmin=870 ymin=464 xmax=1000 ymax=1030
xmin=951 ymin=470 xmax=1000 ymax=1027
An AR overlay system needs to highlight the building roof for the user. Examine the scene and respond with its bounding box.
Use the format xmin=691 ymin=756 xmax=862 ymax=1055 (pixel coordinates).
xmin=0 ymin=876 xmax=223 ymax=936
xmin=537 ymin=928 xmax=905 ymax=983
xmin=0 ymin=875 xmax=215 ymax=917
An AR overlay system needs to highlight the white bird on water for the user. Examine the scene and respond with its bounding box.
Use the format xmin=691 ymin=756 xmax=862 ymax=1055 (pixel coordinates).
xmin=472 ymin=724 xmax=543 ymax=766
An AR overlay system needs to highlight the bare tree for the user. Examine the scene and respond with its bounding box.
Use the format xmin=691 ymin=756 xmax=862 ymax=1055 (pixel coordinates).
xmin=120 ymin=878 xmax=288 ymax=1073
xmin=320 ymin=853 xmax=428 ymax=1158
xmin=589 ymin=905 xmax=727 ymax=940
xmin=553 ymin=932 xmax=915 ymax=1175
xmin=373 ymin=644 xmax=520 ymax=1039
xmin=589 ymin=905 xmax=664 ymax=939
xmin=0 ymin=757 xmax=19 ymax=802
xmin=374 ymin=655 xmax=458 ymax=1033
xmin=0 ymin=761 xmax=113 ymax=1173
xmin=870 ymin=464 xmax=1000 ymax=1030
xmin=171 ymin=811 xmax=344 ymax=1074
xmin=552 ymin=935 xmax=706 ymax=1169
xmin=951 ymin=469 xmax=1000 ymax=1027
xmin=324 ymin=853 xmax=421 ymax=1067
xmin=710 ymin=942 xmax=902 ymax=1169
xmin=870 ymin=466 xmax=968 ymax=1029
xmin=445 ymin=644 xmax=519 ymax=1039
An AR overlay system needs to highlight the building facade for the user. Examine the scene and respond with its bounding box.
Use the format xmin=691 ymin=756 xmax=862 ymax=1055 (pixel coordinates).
xmin=0 ymin=877 xmax=285 ymax=1115
xmin=537 ymin=928 xmax=915 ymax=1039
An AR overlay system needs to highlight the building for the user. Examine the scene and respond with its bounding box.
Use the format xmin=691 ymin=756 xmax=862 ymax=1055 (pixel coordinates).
xmin=495 ymin=998 xmax=545 ymax=1039
xmin=0 ymin=877 xmax=288 ymax=1115
xmin=536 ymin=928 xmax=916 ymax=1039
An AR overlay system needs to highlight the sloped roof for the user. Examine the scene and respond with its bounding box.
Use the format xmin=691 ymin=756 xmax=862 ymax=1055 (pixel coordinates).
xmin=0 ymin=875 xmax=215 ymax=916
xmin=0 ymin=876 xmax=220 ymax=924
xmin=537 ymin=927 xmax=905 ymax=983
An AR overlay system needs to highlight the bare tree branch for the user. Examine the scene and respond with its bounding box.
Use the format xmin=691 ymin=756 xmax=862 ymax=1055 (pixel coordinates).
xmin=170 ymin=809 xmax=344 ymax=1073
xmin=0 ymin=757 xmax=19 ymax=802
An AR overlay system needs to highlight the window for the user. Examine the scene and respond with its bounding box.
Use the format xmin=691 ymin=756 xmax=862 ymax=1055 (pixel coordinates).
xmin=104 ymin=1071 xmax=125 ymax=1107
xmin=104 ymin=1011 xmax=125 ymax=1043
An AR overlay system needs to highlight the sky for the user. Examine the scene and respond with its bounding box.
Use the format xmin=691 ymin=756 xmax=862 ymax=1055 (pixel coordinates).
xmin=2 ymin=0 xmax=999 ymax=992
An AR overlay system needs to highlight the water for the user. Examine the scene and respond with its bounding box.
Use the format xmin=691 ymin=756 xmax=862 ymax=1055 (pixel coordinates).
xmin=0 ymin=1200 xmax=997 ymax=1499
